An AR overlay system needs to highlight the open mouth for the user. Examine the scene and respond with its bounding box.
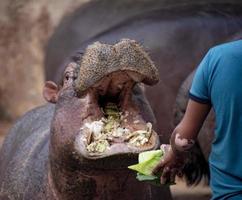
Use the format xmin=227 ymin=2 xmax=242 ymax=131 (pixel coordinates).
xmin=74 ymin=70 xmax=159 ymax=159
xmin=73 ymin=39 xmax=160 ymax=159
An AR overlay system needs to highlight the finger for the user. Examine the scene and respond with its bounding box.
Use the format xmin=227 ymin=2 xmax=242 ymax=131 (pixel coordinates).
xmin=170 ymin=168 xmax=177 ymax=184
xmin=160 ymin=144 xmax=167 ymax=151
xmin=152 ymin=160 xmax=164 ymax=175
xmin=160 ymin=166 xmax=171 ymax=184
xmin=160 ymin=144 xmax=170 ymax=154
xmin=160 ymin=175 xmax=167 ymax=185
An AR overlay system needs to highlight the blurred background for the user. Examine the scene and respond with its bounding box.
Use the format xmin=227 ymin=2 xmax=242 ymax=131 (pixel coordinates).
xmin=0 ymin=0 xmax=89 ymax=145
xmin=1 ymin=0 xmax=242 ymax=199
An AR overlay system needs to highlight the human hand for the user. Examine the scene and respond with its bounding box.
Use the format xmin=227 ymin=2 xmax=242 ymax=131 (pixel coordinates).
xmin=152 ymin=144 xmax=186 ymax=184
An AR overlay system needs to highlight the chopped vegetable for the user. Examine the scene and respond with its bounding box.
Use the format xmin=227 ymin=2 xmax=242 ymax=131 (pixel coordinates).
xmin=128 ymin=150 xmax=163 ymax=176
xmin=136 ymin=173 xmax=157 ymax=181
xmin=82 ymin=102 xmax=153 ymax=153
xmin=128 ymin=149 xmax=176 ymax=186
xmin=136 ymin=173 xmax=161 ymax=186
xmin=86 ymin=139 xmax=109 ymax=153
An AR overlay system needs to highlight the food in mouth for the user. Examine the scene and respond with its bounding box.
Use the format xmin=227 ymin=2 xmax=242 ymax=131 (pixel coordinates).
xmin=81 ymin=102 xmax=153 ymax=154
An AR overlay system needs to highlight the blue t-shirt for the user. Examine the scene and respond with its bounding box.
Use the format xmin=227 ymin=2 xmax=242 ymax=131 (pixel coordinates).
xmin=189 ymin=40 xmax=242 ymax=200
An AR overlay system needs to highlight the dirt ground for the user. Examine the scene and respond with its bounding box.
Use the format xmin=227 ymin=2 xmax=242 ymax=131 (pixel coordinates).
xmin=0 ymin=123 xmax=211 ymax=200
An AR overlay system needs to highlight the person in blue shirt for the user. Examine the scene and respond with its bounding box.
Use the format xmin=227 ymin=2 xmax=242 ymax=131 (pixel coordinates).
xmin=154 ymin=40 xmax=242 ymax=199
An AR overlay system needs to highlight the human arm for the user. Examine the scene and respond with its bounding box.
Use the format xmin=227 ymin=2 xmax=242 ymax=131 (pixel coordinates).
xmin=153 ymin=99 xmax=211 ymax=184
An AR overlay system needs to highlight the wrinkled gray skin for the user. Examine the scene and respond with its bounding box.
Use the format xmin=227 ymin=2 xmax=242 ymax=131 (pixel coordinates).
xmin=0 ymin=104 xmax=53 ymax=199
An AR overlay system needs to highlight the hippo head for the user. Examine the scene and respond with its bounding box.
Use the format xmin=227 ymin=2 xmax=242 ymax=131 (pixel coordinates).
xmin=43 ymin=39 xmax=160 ymax=198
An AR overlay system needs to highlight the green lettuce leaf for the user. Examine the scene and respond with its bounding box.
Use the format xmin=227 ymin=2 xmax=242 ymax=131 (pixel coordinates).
xmin=136 ymin=173 xmax=162 ymax=186
xmin=128 ymin=149 xmax=175 ymax=186
xmin=128 ymin=150 xmax=163 ymax=176
xmin=138 ymin=149 xmax=163 ymax=163
xmin=136 ymin=173 xmax=158 ymax=181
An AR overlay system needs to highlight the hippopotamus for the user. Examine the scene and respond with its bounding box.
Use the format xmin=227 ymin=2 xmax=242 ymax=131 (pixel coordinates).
xmin=44 ymin=0 xmax=242 ymax=185
xmin=0 ymin=39 xmax=173 ymax=199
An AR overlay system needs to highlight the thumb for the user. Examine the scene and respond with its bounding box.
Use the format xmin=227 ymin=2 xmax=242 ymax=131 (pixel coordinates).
xmin=152 ymin=158 xmax=165 ymax=175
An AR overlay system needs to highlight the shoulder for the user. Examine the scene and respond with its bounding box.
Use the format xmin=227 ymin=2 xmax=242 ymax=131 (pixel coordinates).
xmin=209 ymin=40 xmax=242 ymax=59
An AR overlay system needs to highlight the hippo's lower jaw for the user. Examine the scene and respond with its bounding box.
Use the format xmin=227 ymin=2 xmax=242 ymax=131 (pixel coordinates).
xmin=75 ymin=131 xmax=160 ymax=159
xmin=73 ymin=70 xmax=160 ymax=160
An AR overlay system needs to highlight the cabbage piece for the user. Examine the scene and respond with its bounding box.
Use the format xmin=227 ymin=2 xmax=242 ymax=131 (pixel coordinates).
xmin=86 ymin=139 xmax=109 ymax=153
xmin=136 ymin=173 xmax=158 ymax=181
xmin=138 ymin=149 xmax=162 ymax=163
xmin=128 ymin=149 xmax=176 ymax=186
xmin=128 ymin=150 xmax=163 ymax=176
xmin=104 ymin=116 xmax=120 ymax=133
xmin=104 ymin=103 xmax=120 ymax=119
xmin=136 ymin=173 xmax=161 ymax=186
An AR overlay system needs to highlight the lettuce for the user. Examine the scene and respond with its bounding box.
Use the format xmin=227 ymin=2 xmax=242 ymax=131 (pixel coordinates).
xmin=136 ymin=173 xmax=161 ymax=186
xmin=128 ymin=150 xmax=163 ymax=176
xmin=128 ymin=149 xmax=175 ymax=186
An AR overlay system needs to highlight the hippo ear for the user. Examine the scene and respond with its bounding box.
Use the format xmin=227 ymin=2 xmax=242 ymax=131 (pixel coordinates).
xmin=43 ymin=81 xmax=59 ymax=103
